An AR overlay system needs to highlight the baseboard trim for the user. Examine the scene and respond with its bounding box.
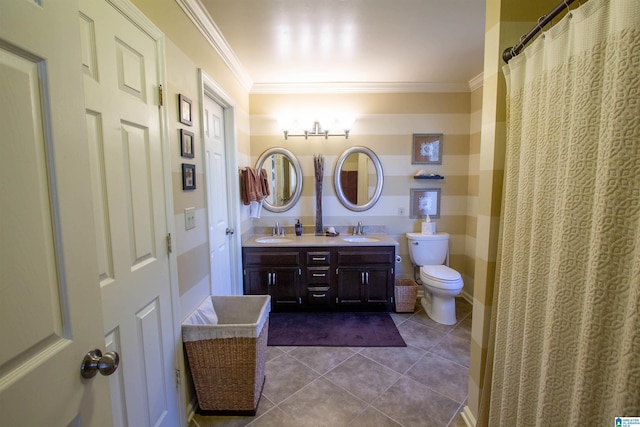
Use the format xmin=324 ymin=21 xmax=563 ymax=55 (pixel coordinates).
xmin=460 ymin=290 xmax=473 ymax=304
xmin=461 ymin=405 xmax=477 ymax=427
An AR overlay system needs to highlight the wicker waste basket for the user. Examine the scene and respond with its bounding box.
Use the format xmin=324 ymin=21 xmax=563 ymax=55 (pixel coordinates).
xmin=182 ymin=295 xmax=270 ymax=415
xmin=395 ymin=278 xmax=418 ymax=313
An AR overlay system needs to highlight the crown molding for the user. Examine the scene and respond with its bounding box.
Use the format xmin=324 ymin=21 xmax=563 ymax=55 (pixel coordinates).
xmin=176 ymin=0 xmax=253 ymax=91
xmin=177 ymin=0 xmax=483 ymax=95
xmin=250 ymin=81 xmax=473 ymax=94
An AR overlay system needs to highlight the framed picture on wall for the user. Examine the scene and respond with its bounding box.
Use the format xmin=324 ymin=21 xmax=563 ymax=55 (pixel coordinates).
xmin=178 ymin=94 xmax=192 ymax=126
xmin=412 ymin=133 xmax=443 ymax=164
xmin=182 ymin=163 xmax=196 ymax=191
xmin=180 ymin=129 xmax=194 ymax=158
xmin=410 ymin=188 xmax=441 ymax=218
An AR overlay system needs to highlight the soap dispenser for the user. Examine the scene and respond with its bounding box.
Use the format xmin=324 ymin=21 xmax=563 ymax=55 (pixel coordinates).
xmin=295 ymin=219 xmax=302 ymax=236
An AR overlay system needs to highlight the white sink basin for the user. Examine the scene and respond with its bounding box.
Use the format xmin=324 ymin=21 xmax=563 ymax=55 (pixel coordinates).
xmin=342 ymin=236 xmax=380 ymax=243
xmin=255 ymin=237 xmax=293 ymax=244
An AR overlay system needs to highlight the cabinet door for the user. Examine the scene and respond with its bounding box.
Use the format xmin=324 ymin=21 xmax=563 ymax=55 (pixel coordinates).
xmin=244 ymin=268 xmax=270 ymax=295
xmin=364 ymin=267 xmax=393 ymax=304
xmin=337 ymin=266 xmax=393 ymax=306
xmin=271 ymin=267 xmax=301 ymax=308
xmin=337 ymin=267 xmax=365 ymax=304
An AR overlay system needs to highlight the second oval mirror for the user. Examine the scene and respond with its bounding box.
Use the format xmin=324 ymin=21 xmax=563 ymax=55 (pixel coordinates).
xmin=255 ymin=148 xmax=303 ymax=212
xmin=333 ymin=146 xmax=384 ymax=211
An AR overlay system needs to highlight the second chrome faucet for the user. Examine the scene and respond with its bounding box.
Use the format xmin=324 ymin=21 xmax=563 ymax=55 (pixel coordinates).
xmin=353 ymin=221 xmax=366 ymax=235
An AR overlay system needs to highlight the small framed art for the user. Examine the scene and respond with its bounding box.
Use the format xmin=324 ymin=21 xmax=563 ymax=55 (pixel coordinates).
xmin=412 ymin=133 xmax=443 ymax=164
xmin=178 ymin=94 xmax=192 ymax=126
xmin=182 ymin=163 xmax=196 ymax=191
xmin=180 ymin=129 xmax=194 ymax=158
xmin=410 ymin=188 xmax=441 ymax=218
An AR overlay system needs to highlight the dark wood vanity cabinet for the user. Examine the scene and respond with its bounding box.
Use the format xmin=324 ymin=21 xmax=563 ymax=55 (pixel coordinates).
xmin=242 ymin=245 xmax=395 ymax=311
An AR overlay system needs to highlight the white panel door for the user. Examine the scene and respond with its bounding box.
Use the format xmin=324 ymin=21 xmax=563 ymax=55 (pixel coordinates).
xmin=0 ymin=1 xmax=113 ymax=425
xmin=80 ymin=0 xmax=179 ymax=426
xmin=203 ymin=96 xmax=233 ymax=295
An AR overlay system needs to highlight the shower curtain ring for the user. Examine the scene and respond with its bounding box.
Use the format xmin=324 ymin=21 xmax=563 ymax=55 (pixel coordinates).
xmin=534 ymin=15 xmax=546 ymax=34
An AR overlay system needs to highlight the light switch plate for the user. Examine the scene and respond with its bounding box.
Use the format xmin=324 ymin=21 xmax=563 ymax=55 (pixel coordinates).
xmin=185 ymin=207 xmax=195 ymax=230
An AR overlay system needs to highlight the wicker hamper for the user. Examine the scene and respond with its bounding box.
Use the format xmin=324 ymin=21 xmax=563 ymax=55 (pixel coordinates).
xmin=182 ymin=295 xmax=271 ymax=415
xmin=394 ymin=278 xmax=418 ymax=312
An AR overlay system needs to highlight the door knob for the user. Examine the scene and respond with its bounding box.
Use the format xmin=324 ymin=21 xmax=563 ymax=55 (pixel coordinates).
xmin=80 ymin=349 xmax=120 ymax=379
xmin=225 ymin=227 xmax=234 ymax=235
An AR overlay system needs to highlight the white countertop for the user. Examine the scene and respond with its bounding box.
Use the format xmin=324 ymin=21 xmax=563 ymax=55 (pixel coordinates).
xmin=242 ymin=234 xmax=399 ymax=248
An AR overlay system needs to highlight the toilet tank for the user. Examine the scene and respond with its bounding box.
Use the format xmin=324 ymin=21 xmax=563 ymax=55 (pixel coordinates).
xmin=406 ymin=232 xmax=449 ymax=266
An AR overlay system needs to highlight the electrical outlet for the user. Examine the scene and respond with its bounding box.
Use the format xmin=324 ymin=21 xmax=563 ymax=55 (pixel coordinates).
xmin=398 ymin=207 xmax=406 ymax=216
xmin=185 ymin=207 xmax=195 ymax=230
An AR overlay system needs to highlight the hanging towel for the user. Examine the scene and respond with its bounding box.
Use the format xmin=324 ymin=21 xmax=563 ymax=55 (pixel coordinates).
xmin=241 ymin=167 xmax=260 ymax=205
xmin=241 ymin=167 xmax=270 ymax=207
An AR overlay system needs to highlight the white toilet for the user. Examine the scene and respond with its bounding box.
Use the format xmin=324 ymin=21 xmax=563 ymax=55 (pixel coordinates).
xmin=406 ymin=232 xmax=464 ymax=325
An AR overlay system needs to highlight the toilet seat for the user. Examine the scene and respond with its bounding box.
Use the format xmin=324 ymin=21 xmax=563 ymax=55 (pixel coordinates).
xmin=420 ymin=265 xmax=463 ymax=290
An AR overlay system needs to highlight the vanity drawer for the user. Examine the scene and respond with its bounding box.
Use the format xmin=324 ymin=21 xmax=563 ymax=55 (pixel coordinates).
xmin=243 ymin=250 xmax=300 ymax=266
xmin=307 ymin=286 xmax=330 ymax=305
xmin=307 ymin=251 xmax=331 ymax=265
xmin=307 ymin=267 xmax=331 ymax=284
xmin=337 ymin=248 xmax=394 ymax=265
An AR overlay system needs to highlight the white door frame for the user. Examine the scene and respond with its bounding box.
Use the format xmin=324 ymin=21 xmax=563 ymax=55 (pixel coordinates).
xmin=105 ymin=0 xmax=185 ymax=424
xmin=199 ymin=70 xmax=242 ymax=295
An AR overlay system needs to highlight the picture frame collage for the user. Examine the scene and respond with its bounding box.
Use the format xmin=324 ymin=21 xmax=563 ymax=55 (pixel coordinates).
xmin=179 ymin=94 xmax=196 ymax=190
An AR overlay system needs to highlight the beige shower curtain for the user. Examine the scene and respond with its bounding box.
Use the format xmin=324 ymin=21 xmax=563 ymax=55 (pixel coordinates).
xmin=482 ymin=0 xmax=640 ymax=425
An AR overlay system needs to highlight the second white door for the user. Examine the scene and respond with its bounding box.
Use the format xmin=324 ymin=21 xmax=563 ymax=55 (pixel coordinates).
xmin=203 ymin=96 xmax=233 ymax=295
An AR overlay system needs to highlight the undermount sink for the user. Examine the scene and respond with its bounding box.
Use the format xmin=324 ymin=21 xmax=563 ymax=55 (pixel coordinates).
xmin=255 ymin=237 xmax=293 ymax=244
xmin=342 ymin=236 xmax=380 ymax=243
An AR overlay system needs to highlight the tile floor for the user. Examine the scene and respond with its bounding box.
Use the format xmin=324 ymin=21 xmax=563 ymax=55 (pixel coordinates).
xmin=190 ymin=298 xmax=472 ymax=427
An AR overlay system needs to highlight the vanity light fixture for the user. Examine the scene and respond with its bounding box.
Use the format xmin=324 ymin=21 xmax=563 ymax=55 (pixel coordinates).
xmin=283 ymin=121 xmax=350 ymax=140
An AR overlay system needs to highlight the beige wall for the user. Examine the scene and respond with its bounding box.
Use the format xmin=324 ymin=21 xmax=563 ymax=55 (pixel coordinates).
xmin=247 ymin=92 xmax=477 ymax=295
xmin=466 ymin=0 xmax=560 ymax=422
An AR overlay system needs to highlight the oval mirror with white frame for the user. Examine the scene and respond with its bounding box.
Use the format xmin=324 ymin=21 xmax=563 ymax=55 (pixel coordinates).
xmin=333 ymin=146 xmax=384 ymax=211
xmin=255 ymin=147 xmax=303 ymax=212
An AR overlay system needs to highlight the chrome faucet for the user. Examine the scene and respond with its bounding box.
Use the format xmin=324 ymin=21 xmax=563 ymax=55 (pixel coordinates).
xmin=273 ymin=222 xmax=285 ymax=236
xmin=353 ymin=221 xmax=365 ymax=235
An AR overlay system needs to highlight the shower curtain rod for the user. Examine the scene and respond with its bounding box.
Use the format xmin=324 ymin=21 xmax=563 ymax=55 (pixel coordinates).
xmin=503 ymin=0 xmax=578 ymax=63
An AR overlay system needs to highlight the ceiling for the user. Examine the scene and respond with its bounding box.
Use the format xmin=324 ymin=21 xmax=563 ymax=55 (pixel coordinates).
xmin=188 ymin=0 xmax=486 ymax=93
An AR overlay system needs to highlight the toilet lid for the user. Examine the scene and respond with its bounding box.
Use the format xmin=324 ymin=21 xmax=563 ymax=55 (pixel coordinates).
xmin=421 ymin=265 xmax=462 ymax=283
